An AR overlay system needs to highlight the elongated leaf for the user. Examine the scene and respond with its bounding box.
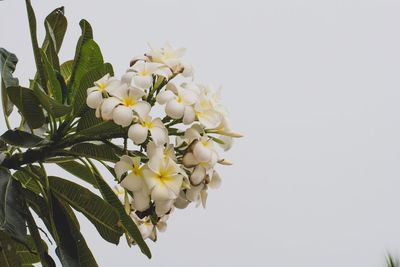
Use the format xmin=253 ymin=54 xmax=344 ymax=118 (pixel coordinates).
xmin=0 ymin=230 xmax=20 ymax=267
xmin=60 ymin=60 xmax=73 ymax=86
xmin=42 ymin=7 xmax=67 ymax=70
xmin=57 ymin=161 xmax=97 ymax=188
xmin=69 ymin=143 xmax=119 ymax=162
xmin=73 ymin=63 xmax=113 ymax=116
xmin=49 ymin=176 xmax=123 ymax=244
xmin=0 ymin=168 xmax=27 ymax=242
xmin=32 ymin=83 xmax=71 ymax=118
xmin=25 ymin=202 xmax=56 ymax=267
xmin=68 ymin=19 xmax=93 ymax=97
xmin=78 ymin=121 xmax=125 ymax=137
xmin=25 ymin=0 xmax=47 ymax=92
xmin=0 ymin=129 xmax=44 ymax=148
xmin=91 ymin=165 xmax=151 ymax=258
xmin=52 ymin=196 xmax=98 ymax=267
xmin=12 ymin=170 xmax=41 ymax=195
xmin=7 ymin=86 xmax=45 ymax=129
xmin=15 ymin=235 xmax=47 ymax=265
xmin=76 ymin=109 xmax=102 ymax=131
xmin=41 ymin=51 xmax=62 ymax=102
xmin=0 ymin=48 xmax=19 ymax=116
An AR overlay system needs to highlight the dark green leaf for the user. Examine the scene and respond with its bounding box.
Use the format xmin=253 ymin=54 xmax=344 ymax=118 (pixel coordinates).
xmin=25 ymin=202 xmax=56 ymax=267
xmin=91 ymin=165 xmax=151 ymax=258
xmin=68 ymin=20 xmax=93 ymax=98
xmin=57 ymin=161 xmax=97 ymax=188
xmin=12 ymin=169 xmax=42 ymax=195
xmin=69 ymin=143 xmax=119 ymax=162
xmin=52 ymin=196 xmax=98 ymax=267
xmin=42 ymin=7 xmax=67 ymax=70
xmin=0 ymin=129 xmax=44 ymax=148
xmin=32 ymin=83 xmax=71 ymax=118
xmin=15 ymin=235 xmax=47 ymax=265
xmin=6 ymin=86 xmax=45 ymax=129
xmin=78 ymin=121 xmax=125 ymax=137
xmin=0 ymin=230 xmax=20 ymax=267
xmin=76 ymin=109 xmax=102 ymax=131
xmin=40 ymin=51 xmax=62 ymax=103
xmin=0 ymin=48 xmax=19 ymax=116
xmin=60 ymin=60 xmax=73 ymax=86
xmin=0 ymin=168 xmax=27 ymax=242
xmin=73 ymin=63 xmax=113 ymax=116
xmin=49 ymin=176 xmax=123 ymax=244
xmin=25 ymin=0 xmax=47 ymax=92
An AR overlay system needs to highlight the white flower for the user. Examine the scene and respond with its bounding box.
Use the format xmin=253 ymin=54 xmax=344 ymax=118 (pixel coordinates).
xmin=128 ymin=116 xmax=168 ymax=145
xmin=127 ymin=61 xmax=172 ymax=91
xmin=194 ymin=85 xmax=226 ymax=129
xmin=101 ymin=86 xmax=150 ymax=127
xmin=156 ymin=83 xmax=197 ymax=124
xmin=193 ymin=137 xmax=217 ymax=163
xmin=142 ymin=156 xmax=183 ymax=201
xmin=114 ymin=155 xmax=151 ymax=212
xmin=146 ymin=43 xmax=186 ymax=72
xmin=130 ymin=214 xmax=155 ymax=240
xmin=86 ymin=74 xmax=120 ymax=109
xmin=147 ymin=141 xmax=177 ymax=162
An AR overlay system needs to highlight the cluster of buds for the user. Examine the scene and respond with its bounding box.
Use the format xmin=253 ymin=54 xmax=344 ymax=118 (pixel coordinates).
xmin=86 ymin=43 xmax=241 ymax=241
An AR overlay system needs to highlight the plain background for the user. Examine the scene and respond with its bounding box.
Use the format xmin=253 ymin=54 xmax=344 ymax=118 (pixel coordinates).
xmin=1 ymin=0 xmax=400 ymax=266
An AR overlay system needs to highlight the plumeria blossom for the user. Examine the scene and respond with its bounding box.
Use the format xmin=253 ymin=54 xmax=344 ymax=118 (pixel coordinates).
xmin=86 ymin=74 xmax=120 ymax=109
xmin=156 ymin=83 xmax=198 ymax=124
xmin=142 ymin=156 xmax=184 ymax=202
xmin=146 ymin=43 xmax=186 ymax=73
xmin=86 ymin=43 xmax=241 ymax=242
xmin=127 ymin=61 xmax=172 ymax=91
xmin=101 ymin=86 xmax=150 ymax=127
xmin=128 ymin=116 xmax=168 ymax=145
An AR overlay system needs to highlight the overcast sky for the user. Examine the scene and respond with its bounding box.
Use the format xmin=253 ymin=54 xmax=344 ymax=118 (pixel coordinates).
xmin=2 ymin=0 xmax=400 ymax=266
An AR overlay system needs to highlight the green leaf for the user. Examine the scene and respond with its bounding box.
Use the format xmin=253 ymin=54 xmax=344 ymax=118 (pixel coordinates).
xmin=25 ymin=0 xmax=47 ymax=92
xmin=40 ymin=51 xmax=62 ymax=103
xmin=78 ymin=121 xmax=125 ymax=137
xmin=0 ymin=168 xmax=27 ymax=242
xmin=25 ymin=201 xmax=56 ymax=267
xmin=91 ymin=164 xmax=152 ymax=258
xmin=42 ymin=6 xmax=67 ymax=70
xmin=0 ymin=230 xmax=21 ymax=267
xmin=6 ymin=86 xmax=45 ymax=129
xmin=0 ymin=48 xmax=19 ymax=116
xmin=69 ymin=143 xmax=119 ymax=162
xmin=0 ymin=129 xmax=44 ymax=148
xmin=68 ymin=20 xmax=93 ymax=97
xmin=15 ymin=235 xmax=47 ymax=265
xmin=73 ymin=63 xmax=113 ymax=116
xmin=60 ymin=60 xmax=73 ymax=86
xmin=76 ymin=109 xmax=102 ymax=131
xmin=52 ymin=196 xmax=98 ymax=267
xmin=32 ymin=83 xmax=71 ymax=118
xmin=12 ymin=169 xmax=42 ymax=195
xmin=57 ymin=161 xmax=98 ymax=188
xmin=49 ymin=176 xmax=123 ymax=244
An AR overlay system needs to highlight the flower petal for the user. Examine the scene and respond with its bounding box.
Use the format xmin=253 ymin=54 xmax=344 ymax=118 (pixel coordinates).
xmin=151 ymin=183 xmax=173 ymax=201
xmin=86 ymin=91 xmax=103 ymax=109
xmin=128 ymin=124 xmax=148 ymax=144
xmin=113 ymin=105 xmax=134 ymax=127
xmin=163 ymin=174 xmax=183 ymax=196
xmin=101 ymin=97 xmax=121 ymax=118
xmin=132 ymin=101 xmax=151 ymax=119
xmin=190 ymin=166 xmax=206 ymax=185
xmin=193 ymin=141 xmax=212 ymax=162
xmin=165 ymin=99 xmax=184 ymax=119
xmin=154 ymin=199 xmax=174 ymax=216
xmin=121 ymin=173 xmax=144 ymax=192
xmin=183 ymin=106 xmax=196 ymax=125
xmin=133 ymin=191 xmax=150 ymax=212
xmin=149 ymin=127 xmax=168 ymax=146
xmin=156 ymin=90 xmax=175 ymax=105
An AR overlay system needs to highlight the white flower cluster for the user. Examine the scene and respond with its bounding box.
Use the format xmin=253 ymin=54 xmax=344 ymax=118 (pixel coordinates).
xmin=86 ymin=43 xmax=241 ymax=242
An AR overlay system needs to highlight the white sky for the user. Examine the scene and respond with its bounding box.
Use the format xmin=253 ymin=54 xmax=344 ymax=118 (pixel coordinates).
xmin=2 ymin=0 xmax=400 ymax=266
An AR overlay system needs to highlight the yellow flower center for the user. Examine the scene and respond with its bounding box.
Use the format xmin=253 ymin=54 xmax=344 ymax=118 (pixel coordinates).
xmin=141 ymin=120 xmax=154 ymax=129
xmin=98 ymin=83 xmax=107 ymax=91
xmin=176 ymin=95 xmax=183 ymax=103
xmin=123 ymin=97 xmax=136 ymax=107
xmin=139 ymin=70 xmax=151 ymax=76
